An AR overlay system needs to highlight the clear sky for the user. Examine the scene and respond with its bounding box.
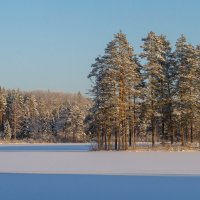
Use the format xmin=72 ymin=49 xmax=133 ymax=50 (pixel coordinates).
xmin=0 ymin=0 xmax=200 ymax=94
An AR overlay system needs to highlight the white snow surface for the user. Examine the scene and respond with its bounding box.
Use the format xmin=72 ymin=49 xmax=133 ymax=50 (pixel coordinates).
xmin=0 ymin=143 xmax=200 ymax=175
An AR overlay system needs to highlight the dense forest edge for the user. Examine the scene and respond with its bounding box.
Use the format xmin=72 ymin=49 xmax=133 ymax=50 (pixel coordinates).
xmin=0 ymin=89 xmax=91 ymax=143
xmin=1 ymin=30 xmax=200 ymax=151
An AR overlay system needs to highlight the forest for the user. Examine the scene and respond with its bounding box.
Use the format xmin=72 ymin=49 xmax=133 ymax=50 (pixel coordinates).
xmin=88 ymin=31 xmax=200 ymax=150
xmin=0 ymin=89 xmax=91 ymax=143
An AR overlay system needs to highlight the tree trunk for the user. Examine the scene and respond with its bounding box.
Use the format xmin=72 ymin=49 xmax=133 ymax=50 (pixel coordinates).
xmin=114 ymin=123 xmax=118 ymax=150
xmin=73 ymin=132 xmax=76 ymax=143
xmin=129 ymin=128 xmax=132 ymax=147
xmin=181 ymin=126 xmax=185 ymax=146
xmin=133 ymin=96 xmax=136 ymax=149
xmin=108 ymin=128 xmax=111 ymax=151
xmin=121 ymin=121 xmax=125 ymax=150
xmin=125 ymin=124 xmax=128 ymax=150
xmin=118 ymin=133 xmax=121 ymax=151
xmin=128 ymin=93 xmax=132 ymax=147
xmin=104 ymin=133 xmax=107 ymax=150
xmin=101 ymin=130 xmax=104 ymax=149
xmin=185 ymin=124 xmax=188 ymax=143
xmin=190 ymin=119 xmax=193 ymax=143
xmin=108 ymin=134 xmax=111 ymax=150
xmin=133 ymin=127 xmax=136 ymax=149
xmin=161 ymin=120 xmax=165 ymax=145
xmin=198 ymin=131 xmax=200 ymax=149
xmin=152 ymin=118 xmax=155 ymax=147
xmin=169 ymin=109 xmax=174 ymax=144
xmin=97 ymin=127 xmax=100 ymax=150
xmin=171 ymin=127 xmax=174 ymax=145
xmin=118 ymin=122 xmax=121 ymax=150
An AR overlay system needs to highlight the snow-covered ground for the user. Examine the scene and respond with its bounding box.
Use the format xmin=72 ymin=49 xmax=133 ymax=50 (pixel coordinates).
xmin=0 ymin=144 xmax=200 ymax=200
xmin=0 ymin=143 xmax=200 ymax=175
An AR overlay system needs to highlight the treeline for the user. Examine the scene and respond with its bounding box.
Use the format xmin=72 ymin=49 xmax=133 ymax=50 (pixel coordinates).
xmin=0 ymin=88 xmax=91 ymax=142
xmin=88 ymin=31 xmax=200 ymax=150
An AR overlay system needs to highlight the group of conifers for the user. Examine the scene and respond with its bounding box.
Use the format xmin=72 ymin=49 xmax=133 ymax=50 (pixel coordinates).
xmin=88 ymin=31 xmax=200 ymax=150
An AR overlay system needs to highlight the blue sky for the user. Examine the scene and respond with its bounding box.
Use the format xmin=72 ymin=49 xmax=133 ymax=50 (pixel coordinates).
xmin=0 ymin=0 xmax=199 ymax=94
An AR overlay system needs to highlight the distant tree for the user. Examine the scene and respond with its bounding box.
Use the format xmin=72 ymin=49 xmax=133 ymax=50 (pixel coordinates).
xmin=4 ymin=120 xmax=11 ymax=140
xmin=0 ymin=88 xmax=6 ymax=133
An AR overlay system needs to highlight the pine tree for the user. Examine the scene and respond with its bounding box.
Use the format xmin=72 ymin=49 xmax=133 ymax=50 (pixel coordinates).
xmin=114 ymin=32 xmax=141 ymax=149
xmin=88 ymin=31 xmax=141 ymax=150
xmin=195 ymin=45 xmax=200 ymax=147
xmin=88 ymin=42 xmax=118 ymax=149
xmin=163 ymin=50 xmax=177 ymax=144
xmin=140 ymin=32 xmax=168 ymax=146
xmin=184 ymin=44 xmax=199 ymax=143
xmin=158 ymin=35 xmax=177 ymax=145
xmin=175 ymin=35 xmax=199 ymax=145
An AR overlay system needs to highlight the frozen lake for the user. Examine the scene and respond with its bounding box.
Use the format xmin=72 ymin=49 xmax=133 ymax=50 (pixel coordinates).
xmin=0 ymin=144 xmax=200 ymax=200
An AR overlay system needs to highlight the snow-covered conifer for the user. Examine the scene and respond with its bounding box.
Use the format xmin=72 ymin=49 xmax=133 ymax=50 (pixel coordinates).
xmin=4 ymin=120 xmax=11 ymax=140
